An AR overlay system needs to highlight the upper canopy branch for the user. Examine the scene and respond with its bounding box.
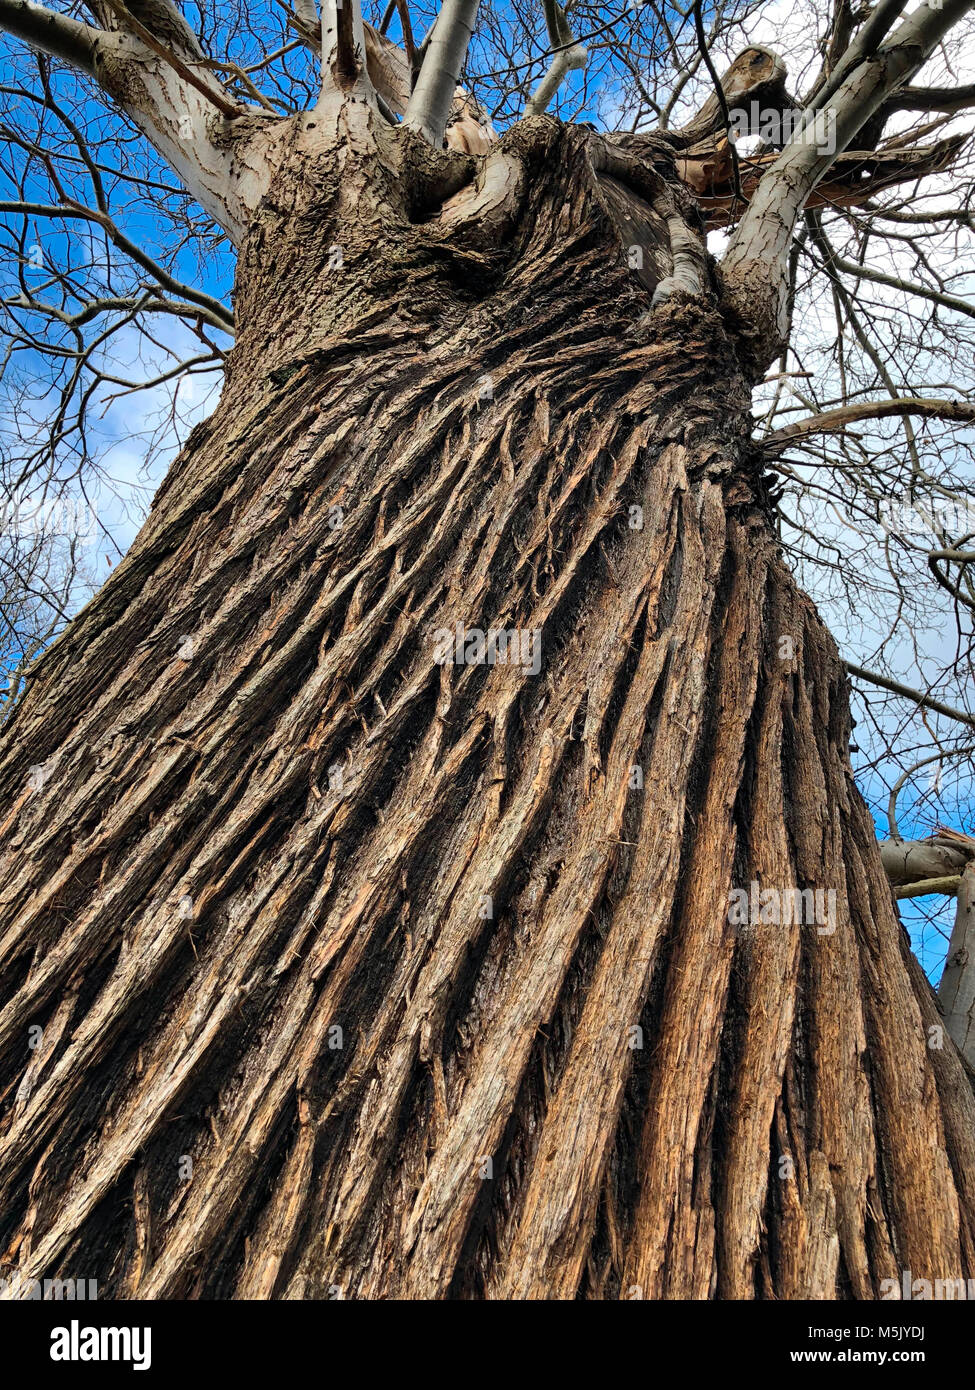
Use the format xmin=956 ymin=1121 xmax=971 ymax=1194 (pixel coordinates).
xmin=523 ymin=0 xmax=587 ymax=119
xmin=0 ymin=196 xmax=235 ymax=330
xmin=403 ymin=0 xmax=481 ymax=148
xmin=0 ymin=0 xmax=280 ymax=242
xmin=846 ymin=664 xmax=975 ymax=732
xmin=802 ymin=0 xmax=909 ymax=119
xmin=764 ymin=397 xmax=975 ymax=451
xmin=0 ymin=0 xmax=99 ymax=72
xmin=319 ymin=0 xmax=374 ymax=104
xmin=720 ymin=0 xmax=975 ymax=368
xmin=884 ymin=81 xmax=975 ymax=114
xmin=91 ymin=0 xmax=239 ymax=117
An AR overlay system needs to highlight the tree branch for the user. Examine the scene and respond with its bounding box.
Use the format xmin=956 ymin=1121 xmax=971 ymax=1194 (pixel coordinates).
xmin=523 ymin=0 xmax=586 ymax=119
xmin=846 ymin=662 xmax=975 ymax=730
xmin=881 ymin=836 xmax=972 ymax=884
xmin=394 ymin=0 xmax=417 ymax=71
xmin=0 ymin=198 xmax=234 ymax=329
xmin=803 ymin=0 xmax=909 ymax=117
xmin=895 ymin=875 xmax=961 ymax=899
xmin=689 ymin=0 xmax=742 ymax=211
xmin=885 ymin=81 xmax=975 ymax=114
xmin=403 ymin=0 xmax=480 ymax=148
xmin=319 ymin=0 xmax=373 ymax=102
xmin=816 ymin=247 xmax=975 ymax=321
xmin=692 ymin=135 xmax=964 ymax=229
xmin=0 ymin=0 xmax=100 ymax=74
xmin=722 ymin=0 xmax=975 ymax=366
xmin=95 ymin=0 xmax=240 ymax=117
xmin=0 ymin=0 xmax=267 ymax=241
xmin=674 ymin=46 xmax=789 ymax=149
xmin=764 ymin=397 xmax=975 ymax=451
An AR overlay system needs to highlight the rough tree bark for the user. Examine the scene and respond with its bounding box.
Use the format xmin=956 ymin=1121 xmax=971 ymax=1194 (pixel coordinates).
xmin=940 ymin=863 xmax=975 ymax=1068
xmin=1 ymin=42 xmax=974 ymax=1302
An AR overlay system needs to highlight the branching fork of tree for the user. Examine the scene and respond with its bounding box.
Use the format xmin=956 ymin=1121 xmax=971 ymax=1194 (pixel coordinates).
xmin=0 ymin=0 xmax=974 ymax=1299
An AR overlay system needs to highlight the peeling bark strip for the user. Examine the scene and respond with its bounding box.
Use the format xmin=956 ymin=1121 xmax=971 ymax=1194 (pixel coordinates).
xmin=0 ymin=103 xmax=974 ymax=1302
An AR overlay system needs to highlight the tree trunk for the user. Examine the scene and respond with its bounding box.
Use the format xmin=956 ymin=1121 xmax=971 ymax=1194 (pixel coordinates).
xmin=1 ymin=119 xmax=973 ymax=1301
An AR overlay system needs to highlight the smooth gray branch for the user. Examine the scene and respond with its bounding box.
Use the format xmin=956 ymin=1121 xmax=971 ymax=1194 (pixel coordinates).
xmin=403 ymin=0 xmax=480 ymax=147
xmin=523 ymin=0 xmax=587 ymax=118
xmin=0 ymin=0 xmax=99 ymax=72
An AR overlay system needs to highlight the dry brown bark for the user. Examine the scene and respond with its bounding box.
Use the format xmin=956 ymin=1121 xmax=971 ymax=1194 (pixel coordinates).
xmin=0 ymin=114 xmax=973 ymax=1301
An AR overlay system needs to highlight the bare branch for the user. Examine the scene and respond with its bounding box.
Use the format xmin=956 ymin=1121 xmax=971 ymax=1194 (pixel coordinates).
xmin=885 ymin=81 xmax=975 ymax=114
xmin=722 ymin=0 xmax=975 ymax=364
xmin=817 ymin=247 xmax=975 ymax=321
xmin=895 ymin=875 xmax=961 ymax=899
xmin=0 ymin=1 xmax=272 ymax=240
xmin=403 ymin=0 xmax=481 ymax=148
xmin=319 ymin=0 xmax=375 ymax=105
xmin=803 ymin=0 xmax=909 ymax=116
xmin=96 ymin=0 xmax=240 ymax=117
xmin=846 ymin=663 xmax=975 ymax=730
xmin=881 ymin=836 xmax=971 ymax=883
xmin=0 ymin=0 xmax=100 ymax=74
xmin=764 ymin=397 xmax=975 ymax=451
xmin=689 ymin=0 xmax=743 ymax=212
xmin=0 ymin=197 xmax=234 ymax=329
xmin=693 ymin=135 xmax=964 ymax=229
xmin=523 ymin=0 xmax=586 ymax=119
